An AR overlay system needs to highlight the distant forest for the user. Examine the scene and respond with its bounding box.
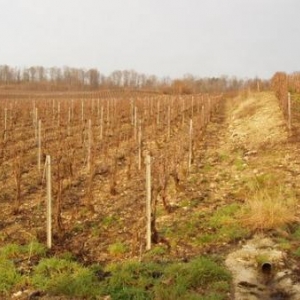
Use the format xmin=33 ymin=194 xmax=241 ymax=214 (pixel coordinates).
xmin=0 ymin=64 xmax=270 ymax=94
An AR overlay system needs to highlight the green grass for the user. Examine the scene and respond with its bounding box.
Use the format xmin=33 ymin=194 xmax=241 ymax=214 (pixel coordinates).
xmin=208 ymin=203 xmax=241 ymax=228
xmin=108 ymin=241 xmax=128 ymax=257
xmin=0 ymin=242 xmax=232 ymax=299
xmin=0 ymin=241 xmax=47 ymax=296
xmin=195 ymin=203 xmax=250 ymax=245
xmin=0 ymin=257 xmax=24 ymax=295
xmin=32 ymin=257 xmax=101 ymax=298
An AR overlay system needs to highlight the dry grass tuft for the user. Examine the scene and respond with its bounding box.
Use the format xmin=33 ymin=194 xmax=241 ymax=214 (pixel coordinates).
xmin=240 ymin=190 xmax=300 ymax=231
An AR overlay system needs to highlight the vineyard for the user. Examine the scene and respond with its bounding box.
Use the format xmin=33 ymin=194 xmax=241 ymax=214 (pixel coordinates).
xmin=0 ymin=91 xmax=222 ymax=261
xmin=2 ymin=82 xmax=300 ymax=299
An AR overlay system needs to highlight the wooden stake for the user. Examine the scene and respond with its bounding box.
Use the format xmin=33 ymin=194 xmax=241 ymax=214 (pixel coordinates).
xmin=68 ymin=107 xmax=71 ymax=136
xmin=34 ymin=108 xmax=38 ymax=142
xmin=71 ymin=99 xmax=74 ymax=120
xmin=100 ymin=106 xmax=104 ymax=140
xmin=188 ymin=119 xmax=193 ymax=171
xmin=4 ymin=108 xmax=7 ymax=141
xmin=87 ymin=119 xmax=92 ymax=172
xmin=134 ymin=106 xmax=137 ymax=140
xmin=138 ymin=120 xmax=142 ymax=170
xmin=57 ymin=101 xmax=60 ymax=127
xmin=46 ymin=155 xmax=52 ymax=249
xmin=157 ymin=100 xmax=160 ymax=125
xmin=288 ymin=92 xmax=292 ymax=130
xmin=167 ymin=106 xmax=171 ymax=141
xmin=38 ymin=120 xmax=41 ymax=172
xmin=191 ymin=96 xmax=194 ymax=119
xmin=81 ymin=100 xmax=84 ymax=123
xmin=145 ymin=154 xmax=151 ymax=250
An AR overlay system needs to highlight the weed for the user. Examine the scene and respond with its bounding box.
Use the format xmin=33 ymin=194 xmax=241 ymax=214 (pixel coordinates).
xmin=234 ymin=158 xmax=246 ymax=171
xmin=154 ymin=257 xmax=231 ymax=299
xmin=144 ymin=245 xmax=167 ymax=258
xmin=72 ymin=222 xmax=85 ymax=233
xmin=108 ymin=241 xmax=128 ymax=257
xmin=209 ymin=203 xmax=241 ymax=228
xmin=245 ymin=173 xmax=277 ymax=192
xmin=0 ymin=257 xmax=24 ymax=295
xmin=26 ymin=241 xmax=47 ymax=258
xmin=276 ymin=238 xmax=292 ymax=251
xmin=0 ymin=243 xmax=23 ymax=259
xmin=32 ymin=257 xmax=100 ymax=297
xmin=218 ymin=151 xmax=230 ymax=162
xmin=292 ymin=226 xmax=300 ymax=239
xmin=255 ymin=254 xmax=270 ymax=266
xmin=103 ymin=260 xmax=161 ymax=299
xmin=293 ymin=247 xmax=300 ymax=257
xmin=101 ymin=215 xmax=119 ymax=229
xmin=203 ymin=163 xmax=212 ymax=172
xmin=240 ymin=190 xmax=299 ymax=231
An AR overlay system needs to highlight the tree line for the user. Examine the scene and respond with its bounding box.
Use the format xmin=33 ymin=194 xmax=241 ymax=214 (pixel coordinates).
xmin=0 ymin=64 xmax=268 ymax=94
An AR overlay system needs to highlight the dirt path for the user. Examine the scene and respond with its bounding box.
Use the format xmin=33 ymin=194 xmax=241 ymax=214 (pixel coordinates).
xmin=189 ymin=92 xmax=300 ymax=299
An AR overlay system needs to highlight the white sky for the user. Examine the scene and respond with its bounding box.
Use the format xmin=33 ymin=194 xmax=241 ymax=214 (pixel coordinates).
xmin=0 ymin=0 xmax=299 ymax=79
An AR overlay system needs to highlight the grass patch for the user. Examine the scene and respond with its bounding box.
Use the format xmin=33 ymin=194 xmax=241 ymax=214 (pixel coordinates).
xmin=0 ymin=257 xmax=24 ymax=295
xmin=0 ymin=240 xmax=231 ymax=300
xmin=153 ymin=257 xmax=231 ymax=299
xmin=209 ymin=203 xmax=241 ymax=228
xmin=108 ymin=241 xmax=128 ymax=257
xmin=293 ymin=247 xmax=300 ymax=257
xmin=32 ymin=257 xmax=101 ymax=297
xmin=245 ymin=173 xmax=278 ymax=192
xmin=234 ymin=158 xmax=247 ymax=171
xmin=240 ymin=189 xmax=299 ymax=231
xmin=195 ymin=203 xmax=250 ymax=245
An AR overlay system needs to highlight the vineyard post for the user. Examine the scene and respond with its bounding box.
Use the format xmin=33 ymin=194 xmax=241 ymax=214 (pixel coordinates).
xmin=57 ymin=101 xmax=61 ymax=127
xmin=288 ymin=92 xmax=292 ymax=130
xmin=130 ymin=98 xmax=134 ymax=125
xmin=46 ymin=155 xmax=52 ymax=249
xmin=145 ymin=154 xmax=152 ymax=250
xmin=38 ymin=120 xmax=42 ymax=172
xmin=188 ymin=119 xmax=193 ymax=172
xmin=32 ymin=101 xmax=35 ymax=125
xmin=191 ymin=96 xmax=194 ymax=119
xmin=92 ymin=98 xmax=94 ymax=115
xmin=134 ymin=106 xmax=137 ymax=140
xmin=68 ymin=107 xmax=71 ymax=136
xmin=208 ymin=97 xmax=211 ymax=123
xmin=100 ymin=106 xmax=104 ymax=140
xmin=71 ymin=99 xmax=74 ymax=120
xmin=34 ymin=108 xmax=38 ymax=142
xmin=150 ymin=98 xmax=153 ymax=116
xmin=4 ymin=108 xmax=7 ymax=141
xmin=157 ymin=99 xmax=160 ymax=125
xmin=52 ymin=99 xmax=55 ymax=121
xmin=81 ymin=100 xmax=84 ymax=123
xmin=87 ymin=119 xmax=92 ymax=172
xmin=182 ymin=97 xmax=185 ymax=126
xmin=201 ymin=105 xmax=205 ymax=129
xmin=107 ymin=99 xmax=110 ymax=125
xmin=138 ymin=119 xmax=142 ymax=170
xmin=167 ymin=106 xmax=171 ymax=141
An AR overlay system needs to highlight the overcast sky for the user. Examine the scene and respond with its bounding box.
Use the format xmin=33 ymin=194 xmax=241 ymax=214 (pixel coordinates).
xmin=0 ymin=0 xmax=299 ymax=79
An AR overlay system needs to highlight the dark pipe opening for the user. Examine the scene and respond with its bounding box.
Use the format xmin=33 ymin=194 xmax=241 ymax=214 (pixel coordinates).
xmin=261 ymin=262 xmax=272 ymax=275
